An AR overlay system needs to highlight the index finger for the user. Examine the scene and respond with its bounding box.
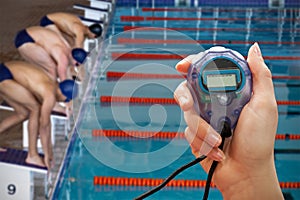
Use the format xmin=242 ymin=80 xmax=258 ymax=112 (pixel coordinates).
xmin=175 ymin=54 xmax=196 ymax=74
xmin=174 ymin=81 xmax=194 ymax=111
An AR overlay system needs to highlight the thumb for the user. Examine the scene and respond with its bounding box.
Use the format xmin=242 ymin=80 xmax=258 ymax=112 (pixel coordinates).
xmin=247 ymin=43 xmax=275 ymax=100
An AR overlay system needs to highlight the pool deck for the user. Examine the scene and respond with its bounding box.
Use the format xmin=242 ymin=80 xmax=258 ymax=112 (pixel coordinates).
xmin=0 ymin=0 xmax=88 ymax=199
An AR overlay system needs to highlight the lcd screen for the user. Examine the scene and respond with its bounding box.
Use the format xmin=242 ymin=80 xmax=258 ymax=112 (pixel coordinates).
xmin=206 ymin=74 xmax=237 ymax=88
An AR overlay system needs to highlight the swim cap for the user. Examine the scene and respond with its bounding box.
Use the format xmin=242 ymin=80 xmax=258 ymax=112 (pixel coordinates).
xmin=72 ymin=48 xmax=87 ymax=64
xmin=88 ymin=24 xmax=102 ymax=38
xmin=59 ymin=80 xmax=79 ymax=102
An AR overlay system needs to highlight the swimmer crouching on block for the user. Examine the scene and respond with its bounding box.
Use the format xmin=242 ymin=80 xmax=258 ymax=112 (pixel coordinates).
xmin=0 ymin=61 xmax=78 ymax=169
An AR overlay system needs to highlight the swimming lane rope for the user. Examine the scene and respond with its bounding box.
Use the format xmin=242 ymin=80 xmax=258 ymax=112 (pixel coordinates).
xmin=93 ymin=176 xmax=300 ymax=189
xmin=100 ymin=96 xmax=300 ymax=105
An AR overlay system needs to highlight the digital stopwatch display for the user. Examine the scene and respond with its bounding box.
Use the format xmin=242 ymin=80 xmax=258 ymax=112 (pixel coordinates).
xmin=201 ymin=58 xmax=242 ymax=92
xmin=207 ymin=73 xmax=236 ymax=88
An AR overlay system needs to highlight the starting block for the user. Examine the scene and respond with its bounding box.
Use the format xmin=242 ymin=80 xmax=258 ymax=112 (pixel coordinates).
xmin=0 ymin=102 xmax=69 ymax=149
xmin=73 ymin=4 xmax=109 ymax=23
xmin=0 ymin=148 xmax=48 ymax=200
xmin=88 ymin=0 xmax=113 ymax=12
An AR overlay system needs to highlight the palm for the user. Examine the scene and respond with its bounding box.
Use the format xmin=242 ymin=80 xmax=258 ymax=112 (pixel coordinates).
xmin=200 ymin=98 xmax=278 ymax=191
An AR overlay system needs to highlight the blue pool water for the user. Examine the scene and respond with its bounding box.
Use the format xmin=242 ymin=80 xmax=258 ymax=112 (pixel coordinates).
xmin=53 ymin=4 xmax=300 ymax=200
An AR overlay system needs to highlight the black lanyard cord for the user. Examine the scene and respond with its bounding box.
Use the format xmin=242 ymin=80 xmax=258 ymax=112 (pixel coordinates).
xmin=134 ymin=155 xmax=207 ymax=200
xmin=134 ymin=121 xmax=232 ymax=200
xmin=202 ymin=121 xmax=231 ymax=200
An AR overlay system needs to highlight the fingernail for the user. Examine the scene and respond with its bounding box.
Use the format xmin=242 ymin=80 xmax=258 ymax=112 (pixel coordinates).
xmin=253 ymin=42 xmax=261 ymax=57
xmin=178 ymin=96 xmax=188 ymax=106
xmin=212 ymin=149 xmax=225 ymax=162
xmin=206 ymin=130 xmax=222 ymax=147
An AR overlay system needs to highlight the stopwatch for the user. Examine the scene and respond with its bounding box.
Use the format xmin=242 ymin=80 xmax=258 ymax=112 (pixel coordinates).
xmin=187 ymin=46 xmax=252 ymax=131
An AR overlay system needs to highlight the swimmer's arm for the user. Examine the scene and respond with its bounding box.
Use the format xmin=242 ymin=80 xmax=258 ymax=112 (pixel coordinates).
xmin=86 ymin=26 xmax=96 ymax=39
xmin=39 ymin=94 xmax=56 ymax=168
xmin=221 ymin=161 xmax=284 ymax=200
xmin=51 ymin=46 xmax=69 ymax=81
xmin=73 ymin=24 xmax=85 ymax=48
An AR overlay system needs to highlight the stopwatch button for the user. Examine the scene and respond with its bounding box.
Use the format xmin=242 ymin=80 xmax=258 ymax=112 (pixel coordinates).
xmin=192 ymin=72 xmax=198 ymax=79
xmin=207 ymin=110 xmax=213 ymax=117
xmin=233 ymin=108 xmax=241 ymax=116
xmin=216 ymin=94 xmax=231 ymax=106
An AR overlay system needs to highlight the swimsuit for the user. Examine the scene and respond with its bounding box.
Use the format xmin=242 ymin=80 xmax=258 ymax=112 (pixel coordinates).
xmin=40 ymin=15 xmax=55 ymax=27
xmin=0 ymin=63 xmax=13 ymax=82
xmin=14 ymin=29 xmax=35 ymax=48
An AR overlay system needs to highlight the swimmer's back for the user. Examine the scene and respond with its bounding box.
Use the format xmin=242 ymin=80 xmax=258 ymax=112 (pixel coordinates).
xmin=5 ymin=61 xmax=56 ymax=101
xmin=47 ymin=12 xmax=85 ymax=37
xmin=26 ymin=26 xmax=69 ymax=51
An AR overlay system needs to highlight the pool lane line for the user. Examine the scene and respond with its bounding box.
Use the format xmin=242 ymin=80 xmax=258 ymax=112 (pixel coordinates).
xmin=94 ymin=176 xmax=216 ymax=187
xmin=111 ymin=52 xmax=185 ymax=60
xmin=141 ymin=7 xmax=300 ymax=13
xmin=275 ymin=149 xmax=300 ymax=154
xmin=93 ymin=176 xmax=300 ymax=189
xmin=92 ymin=130 xmax=184 ymax=138
xmin=92 ymin=130 xmax=300 ymax=140
xmin=106 ymin=71 xmax=300 ymax=81
xmin=120 ymin=16 xmax=144 ymax=21
xmin=111 ymin=52 xmax=300 ymax=60
xmin=273 ymin=76 xmax=300 ymax=80
xmin=106 ymin=71 xmax=185 ymax=80
xmin=117 ymin=38 xmax=300 ymax=45
xmin=121 ymin=16 xmax=297 ymax=22
xmin=123 ymin=26 xmax=300 ymax=33
xmin=100 ymin=96 xmax=300 ymax=106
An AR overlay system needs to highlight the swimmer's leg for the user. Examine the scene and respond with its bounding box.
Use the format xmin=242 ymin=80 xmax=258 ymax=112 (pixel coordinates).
xmin=0 ymin=80 xmax=45 ymax=167
xmin=18 ymin=44 xmax=57 ymax=81
xmin=0 ymin=83 xmax=30 ymax=133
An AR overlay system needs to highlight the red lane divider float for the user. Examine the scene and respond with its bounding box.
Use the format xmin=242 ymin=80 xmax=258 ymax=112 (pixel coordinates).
xmin=92 ymin=129 xmax=300 ymax=140
xmin=123 ymin=26 xmax=300 ymax=33
xmin=100 ymin=96 xmax=300 ymax=106
xmin=145 ymin=16 xmax=295 ymax=22
xmin=121 ymin=15 xmax=295 ymax=22
xmin=117 ymin=38 xmax=300 ymax=45
xmin=93 ymin=176 xmax=300 ymax=189
xmin=106 ymin=71 xmax=185 ymax=80
xmin=142 ymin=7 xmax=298 ymax=13
xmin=120 ymin=16 xmax=144 ymax=21
xmin=106 ymin=71 xmax=300 ymax=81
xmin=111 ymin=52 xmax=300 ymax=61
xmin=100 ymin=96 xmax=177 ymax=104
xmin=94 ymin=176 xmax=216 ymax=187
xmin=277 ymin=100 xmax=300 ymax=105
xmin=272 ymin=76 xmax=300 ymax=80
xmin=92 ymin=129 xmax=184 ymax=139
xmin=111 ymin=52 xmax=186 ymax=60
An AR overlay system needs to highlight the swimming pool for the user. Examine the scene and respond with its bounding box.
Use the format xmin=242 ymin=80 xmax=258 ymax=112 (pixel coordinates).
xmin=52 ymin=2 xmax=300 ymax=199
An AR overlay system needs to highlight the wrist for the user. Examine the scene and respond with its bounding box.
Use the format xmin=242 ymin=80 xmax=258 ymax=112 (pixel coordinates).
xmin=222 ymin=176 xmax=283 ymax=200
xmin=220 ymin=161 xmax=283 ymax=200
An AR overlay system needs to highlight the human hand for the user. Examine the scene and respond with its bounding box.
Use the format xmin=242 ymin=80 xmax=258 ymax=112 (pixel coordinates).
xmin=69 ymin=64 xmax=85 ymax=82
xmin=65 ymin=101 xmax=73 ymax=118
xmin=174 ymin=43 xmax=283 ymax=199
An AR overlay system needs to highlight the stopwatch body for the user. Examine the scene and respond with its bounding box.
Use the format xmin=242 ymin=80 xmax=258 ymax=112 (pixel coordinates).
xmin=187 ymin=46 xmax=252 ymax=131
